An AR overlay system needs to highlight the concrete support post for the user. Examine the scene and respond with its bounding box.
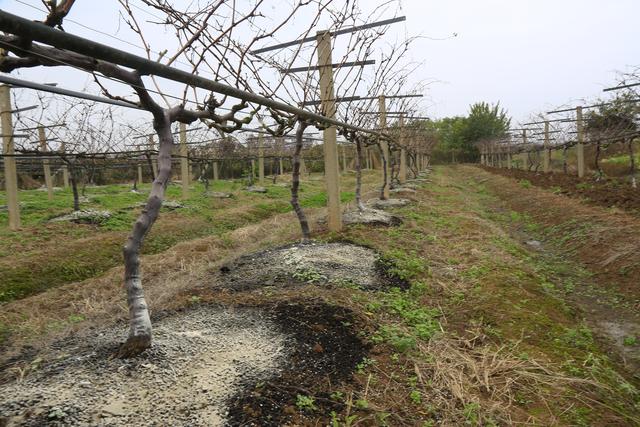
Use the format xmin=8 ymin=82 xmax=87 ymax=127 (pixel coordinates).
xmin=576 ymin=106 xmax=585 ymax=178
xmin=137 ymin=163 xmax=143 ymax=184
xmin=378 ymin=95 xmax=390 ymax=199
xmin=341 ymin=145 xmax=347 ymax=173
xmin=507 ymin=140 xmax=513 ymax=170
xmin=543 ymin=120 xmax=550 ymax=173
xmin=179 ymin=123 xmax=189 ymax=198
xmin=38 ymin=126 xmax=53 ymax=200
xmin=213 ymin=161 xmax=219 ymax=181
xmin=0 ymin=84 xmax=20 ymax=230
xmin=316 ymin=30 xmax=342 ymax=231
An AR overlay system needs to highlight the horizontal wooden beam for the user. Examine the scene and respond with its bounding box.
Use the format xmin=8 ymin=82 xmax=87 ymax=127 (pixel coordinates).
xmin=251 ymin=16 xmax=406 ymax=54
xmin=282 ymin=59 xmax=374 ymax=73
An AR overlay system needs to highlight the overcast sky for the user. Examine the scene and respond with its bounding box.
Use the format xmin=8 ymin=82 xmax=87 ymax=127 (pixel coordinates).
xmin=1 ymin=0 xmax=639 ymax=126
xmin=398 ymin=0 xmax=640 ymax=122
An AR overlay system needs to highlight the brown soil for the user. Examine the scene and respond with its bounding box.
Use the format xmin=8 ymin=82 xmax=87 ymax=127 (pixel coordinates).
xmin=225 ymin=301 xmax=369 ymax=426
xmin=480 ymin=166 xmax=640 ymax=215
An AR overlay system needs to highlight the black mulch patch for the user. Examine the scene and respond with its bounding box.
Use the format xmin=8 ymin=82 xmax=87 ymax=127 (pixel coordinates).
xmin=225 ymin=301 xmax=370 ymax=426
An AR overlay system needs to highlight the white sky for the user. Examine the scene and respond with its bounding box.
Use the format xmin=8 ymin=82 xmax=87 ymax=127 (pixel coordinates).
xmin=1 ymin=0 xmax=639 ymax=127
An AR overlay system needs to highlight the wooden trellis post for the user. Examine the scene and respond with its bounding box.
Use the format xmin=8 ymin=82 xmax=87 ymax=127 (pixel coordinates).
xmin=316 ymin=30 xmax=342 ymax=231
xmin=0 ymin=84 xmax=20 ymax=230
xmin=378 ymin=95 xmax=390 ymax=199
xmin=522 ymin=130 xmax=529 ymax=170
xmin=507 ymin=139 xmax=512 ymax=170
xmin=38 ymin=125 xmax=53 ymax=201
xmin=488 ymin=143 xmax=493 ymax=167
xmin=278 ymin=137 xmax=285 ymax=175
xmin=341 ymin=145 xmax=347 ymax=173
xmin=258 ymin=133 xmax=265 ymax=185
xmin=543 ymin=120 xmax=550 ymax=173
xmin=60 ymin=141 xmax=69 ymax=188
xmin=576 ymin=106 xmax=585 ymax=178
xmin=179 ymin=123 xmax=189 ymax=198
xmin=399 ymin=113 xmax=407 ymax=183
xmin=148 ymin=135 xmax=157 ymax=178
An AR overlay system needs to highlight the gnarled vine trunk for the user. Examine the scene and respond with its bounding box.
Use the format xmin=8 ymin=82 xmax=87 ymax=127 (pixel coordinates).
xmin=378 ymin=143 xmax=388 ymax=200
xmin=69 ymin=163 xmax=80 ymax=211
xmin=290 ymin=121 xmax=310 ymax=240
xmin=118 ymin=111 xmax=173 ymax=357
xmin=595 ymin=141 xmax=603 ymax=180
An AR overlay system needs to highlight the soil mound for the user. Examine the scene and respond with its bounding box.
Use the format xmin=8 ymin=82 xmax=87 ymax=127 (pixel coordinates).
xmin=218 ymin=241 xmax=407 ymax=292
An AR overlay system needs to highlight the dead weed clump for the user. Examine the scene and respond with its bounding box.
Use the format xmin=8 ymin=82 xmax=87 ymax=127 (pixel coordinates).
xmin=414 ymin=332 xmax=580 ymax=425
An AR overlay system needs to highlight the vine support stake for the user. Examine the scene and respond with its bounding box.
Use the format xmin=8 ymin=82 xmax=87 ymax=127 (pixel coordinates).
xmin=378 ymin=95 xmax=390 ymax=199
xmin=522 ymin=130 xmax=529 ymax=171
xmin=0 ymin=84 xmax=20 ymax=230
xmin=258 ymin=132 xmax=265 ymax=185
xmin=180 ymin=123 xmax=189 ymax=199
xmin=399 ymin=113 xmax=407 ymax=183
xmin=57 ymin=141 xmax=69 ymax=189
xmin=149 ymin=135 xmax=158 ymax=178
xmin=316 ymin=30 xmax=342 ymax=232
xmin=576 ymin=106 xmax=585 ymax=178
xmin=38 ymin=125 xmax=54 ymax=201
xmin=543 ymin=120 xmax=550 ymax=173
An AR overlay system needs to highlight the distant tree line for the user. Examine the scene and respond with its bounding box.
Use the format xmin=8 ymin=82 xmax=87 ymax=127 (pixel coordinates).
xmin=418 ymin=102 xmax=511 ymax=163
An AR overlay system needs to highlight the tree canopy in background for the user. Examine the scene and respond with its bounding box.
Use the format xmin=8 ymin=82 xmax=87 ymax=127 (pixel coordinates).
xmin=420 ymin=102 xmax=511 ymax=163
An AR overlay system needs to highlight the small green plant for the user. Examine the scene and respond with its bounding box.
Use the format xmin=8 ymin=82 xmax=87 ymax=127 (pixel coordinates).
xmin=330 ymin=391 xmax=344 ymax=401
xmin=292 ymin=266 xmax=326 ymax=283
xmin=541 ymin=281 xmax=555 ymax=292
xmin=355 ymin=357 xmax=375 ymax=373
xmin=295 ymin=394 xmax=317 ymax=412
xmin=623 ymin=336 xmax=637 ymax=346
xmin=355 ymin=399 xmax=369 ymax=409
xmin=331 ymin=411 xmax=358 ymax=427
xmin=558 ymin=327 xmax=594 ymax=350
xmin=550 ymin=185 xmax=563 ymax=194
xmin=576 ymin=182 xmax=593 ymax=191
xmin=409 ymin=390 xmax=422 ymax=404
xmin=67 ymin=314 xmax=85 ymax=323
xmin=463 ymin=402 xmax=480 ymax=425
xmin=519 ymin=179 xmax=532 ymax=188
xmin=380 ymin=250 xmax=428 ymax=282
